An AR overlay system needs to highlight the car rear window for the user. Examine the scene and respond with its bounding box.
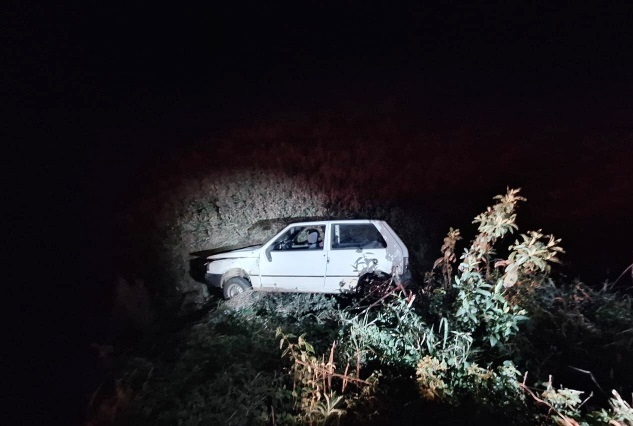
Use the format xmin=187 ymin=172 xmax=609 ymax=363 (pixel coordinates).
xmin=331 ymin=223 xmax=387 ymax=249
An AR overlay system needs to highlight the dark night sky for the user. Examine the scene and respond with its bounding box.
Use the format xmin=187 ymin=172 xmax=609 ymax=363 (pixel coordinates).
xmin=6 ymin=2 xmax=633 ymax=424
xmin=10 ymin=3 xmax=633 ymax=206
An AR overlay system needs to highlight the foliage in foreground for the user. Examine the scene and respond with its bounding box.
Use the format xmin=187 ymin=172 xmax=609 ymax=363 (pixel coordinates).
xmin=88 ymin=189 xmax=633 ymax=426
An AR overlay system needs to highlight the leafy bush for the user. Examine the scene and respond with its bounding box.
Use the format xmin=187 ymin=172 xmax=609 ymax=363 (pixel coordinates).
xmin=337 ymin=294 xmax=430 ymax=369
xmin=277 ymin=330 xmax=366 ymax=425
xmin=414 ymin=188 xmax=633 ymax=424
xmin=508 ymin=277 xmax=633 ymax=406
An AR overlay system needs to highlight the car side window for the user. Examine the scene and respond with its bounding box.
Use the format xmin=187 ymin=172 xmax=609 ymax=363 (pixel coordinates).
xmin=330 ymin=224 xmax=387 ymax=249
xmin=272 ymin=225 xmax=325 ymax=251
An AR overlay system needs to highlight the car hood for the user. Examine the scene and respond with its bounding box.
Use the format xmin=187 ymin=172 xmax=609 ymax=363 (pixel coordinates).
xmin=207 ymin=245 xmax=262 ymax=260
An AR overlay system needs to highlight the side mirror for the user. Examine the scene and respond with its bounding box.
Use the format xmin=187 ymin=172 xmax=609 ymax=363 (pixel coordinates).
xmin=265 ymin=246 xmax=273 ymax=262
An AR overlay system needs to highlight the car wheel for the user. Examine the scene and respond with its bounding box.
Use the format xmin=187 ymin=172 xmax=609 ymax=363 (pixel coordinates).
xmin=223 ymin=276 xmax=252 ymax=299
xmin=355 ymin=272 xmax=393 ymax=301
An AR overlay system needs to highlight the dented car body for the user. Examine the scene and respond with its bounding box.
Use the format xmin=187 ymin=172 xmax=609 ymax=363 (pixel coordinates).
xmin=204 ymin=220 xmax=410 ymax=299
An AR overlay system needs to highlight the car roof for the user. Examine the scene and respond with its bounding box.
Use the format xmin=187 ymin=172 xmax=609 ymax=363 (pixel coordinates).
xmin=286 ymin=219 xmax=383 ymax=227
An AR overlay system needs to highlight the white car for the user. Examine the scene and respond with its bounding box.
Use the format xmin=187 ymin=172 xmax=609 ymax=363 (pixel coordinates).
xmin=204 ymin=220 xmax=410 ymax=299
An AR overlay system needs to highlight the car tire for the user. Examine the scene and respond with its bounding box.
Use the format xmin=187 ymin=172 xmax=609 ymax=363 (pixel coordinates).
xmin=355 ymin=272 xmax=392 ymax=301
xmin=223 ymin=276 xmax=252 ymax=300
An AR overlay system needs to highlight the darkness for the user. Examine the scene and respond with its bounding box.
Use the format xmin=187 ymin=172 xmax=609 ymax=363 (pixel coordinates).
xmin=6 ymin=2 xmax=632 ymax=425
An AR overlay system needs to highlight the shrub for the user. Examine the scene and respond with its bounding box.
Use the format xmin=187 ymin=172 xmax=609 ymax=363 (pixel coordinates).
xmin=421 ymin=188 xmax=632 ymax=424
xmin=338 ymin=293 xmax=430 ymax=370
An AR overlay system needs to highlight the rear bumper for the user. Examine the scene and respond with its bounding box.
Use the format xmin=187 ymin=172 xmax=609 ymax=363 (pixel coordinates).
xmin=204 ymin=273 xmax=223 ymax=288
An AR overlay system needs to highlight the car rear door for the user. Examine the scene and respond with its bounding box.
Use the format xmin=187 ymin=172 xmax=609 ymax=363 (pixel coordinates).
xmin=324 ymin=222 xmax=390 ymax=292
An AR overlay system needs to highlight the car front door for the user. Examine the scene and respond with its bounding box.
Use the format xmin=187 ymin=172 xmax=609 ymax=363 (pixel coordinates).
xmin=259 ymin=224 xmax=328 ymax=292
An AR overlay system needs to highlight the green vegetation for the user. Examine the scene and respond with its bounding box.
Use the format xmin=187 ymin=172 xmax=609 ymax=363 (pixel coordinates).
xmin=91 ymin=189 xmax=632 ymax=426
